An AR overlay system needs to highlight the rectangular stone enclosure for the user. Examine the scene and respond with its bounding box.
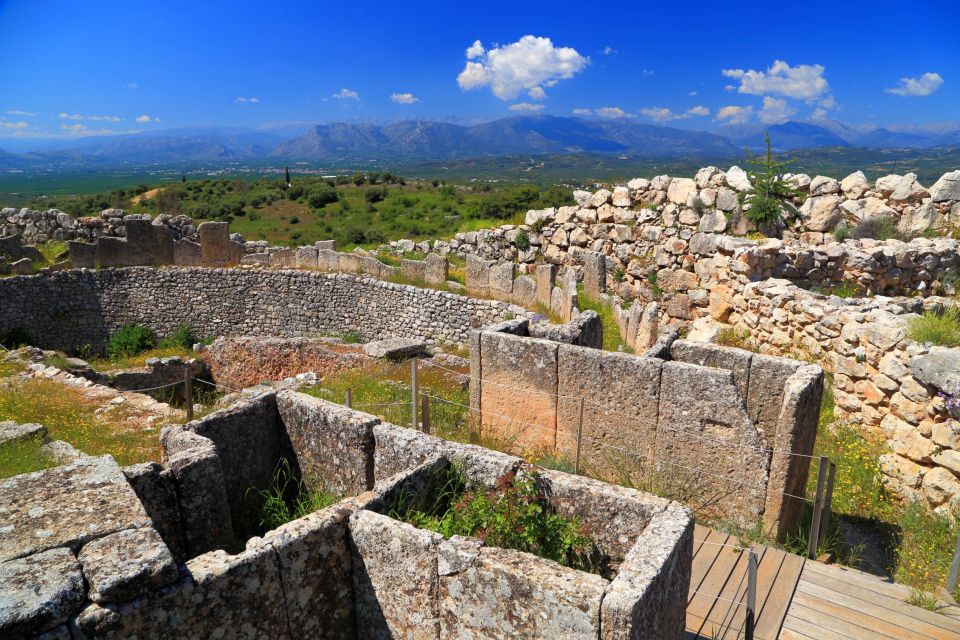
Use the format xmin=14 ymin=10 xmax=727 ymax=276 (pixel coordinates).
xmin=470 ymin=319 xmax=823 ymax=540
xmin=2 ymin=390 xmax=693 ymax=639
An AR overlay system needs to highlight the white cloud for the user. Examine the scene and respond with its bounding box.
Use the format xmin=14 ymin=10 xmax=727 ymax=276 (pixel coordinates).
xmin=333 ymin=88 xmax=359 ymax=100
xmin=572 ymin=108 xmax=593 ymax=116
xmin=715 ymin=105 xmax=753 ymax=124
xmin=722 ymin=60 xmax=828 ymax=100
xmin=466 ymin=40 xmax=485 ymax=59
xmin=136 ymin=114 xmax=159 ymax=123
xmin=126 ymin=82 xmax=138 ymax=90
xmin=5 ymin=110 xmax=34 ymax=116
xmin=390 ymin=92 xmax=419 ymax=104
xmin=509 ymin=102 xmax=544 ymax=113
xmin=527 ymin=86 xmax=546 ymax=100
xmin=60 ymin=123 xmax=88 ymax=132
xmin=758 ymin=96 xmax=796 ymax=124
xmin=1 ymin=121 xmax=29 ymax=130
xmin=886 ymin=72 xmax=943 ymax=97
xmin=456 ymin=35 xmax=589 ymax=100
xmin=724 ymin=85 xmax=736 ymax=92
xmin=640 ymin=69 xmax=654 ymax=76
xmin=58 ymin=113 xmax=122 ymax=122
xmin=595 ymin=106 xmax=631 ymax=119
xmin=639 ymin=105 xmax=710 ymax=121
xmin=602 ymin=46 xmax=617 ymax=55
xmin=811 ymin=107 xmax=828 ymax=120
xmin=688 ymin=91 xmax=698 ymax=97
xmin=235 ymin=97 xmax=261 ymax=103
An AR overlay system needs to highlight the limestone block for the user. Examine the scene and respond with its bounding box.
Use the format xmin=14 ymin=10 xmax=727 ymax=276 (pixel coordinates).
xmin=582 ymin=251 xmax=606 ymax=300
xmin=466 ymin=254 xmax=492 ymax=295
xmin=198 ymin=221 xmax=232 ymax=266
xmin=339 ymin=253 xmax=361 ymax=274
xmin=489 ymin=261 xmax=515 ymax=298
xmin=151 ymin=225 xmax=174 ymax=265
xmin=511 ymin=274 xmax=537 ymax=307
xmin=0 ymin=455 xmax=152 ymax=563
xmin=241 ymin=252 xmax=269 ymax=266
xmin=879 ymin=453 xmax=924 ymax=489
xmin=122 ymin=462 xmax=187 ymax=562
xmin=315 ymin=239 xmax=336 ymax=251
xmin=262 ymin=506 xmax=356 ymax=638
xmin=295 ymin=245 xmax=319 ymax=269
xmin=363 ymin=338 xmax=428 ymax=360
xmin=841 ymin=171 xmax=869 ymax=198
xmin=439 ymin=546 xmax=606 ymax=639
xmin=535 ymin=263 xmax=556 ymax=309
xmin=276 ymin=391 xmax=376 ymax=496
xmin=667 ymin=178 xmax=697 ymax=205
xmin=161 ymin=428 xmax=235 ymax=556
xmin=401 ymin=259 xmax=427 ymax=282
xmin=349 ymin=510 xmax=442 ymax=639
xmin=612 ymin=186 xmax=631 ymax=207
xmin=424 ymin=253 xmax=448 ymax=285
xmin=68 ymin=240 xmax=97 ymax=268
xmin=923 ymin=467 xmax=960 ymax=506
xmin=557 ymin=346 xmax=661 ymax=475
xmin=0 ymin=420 xmax=46 ymax=445
xmin=0 ymin=548 xmax=85 ymax=639
xmin=269 ymin=248 xmax=295 ymax=268
xmin=318 ymin=248 xmax=340 ymax=271
xmin=746 ymin=353 xmax=802 ymax=445
xmin=932 ymin=450 xmax=960 ymax=477
xmin=172 ymin=239 xmax=201 ymax=266
xmin=909 ymin=347 xmax=960 ymax=394
xmin=591 ymin=188 xmax=612 ymax=208
xmin=78 ymin=527 xmax=178 ymax=603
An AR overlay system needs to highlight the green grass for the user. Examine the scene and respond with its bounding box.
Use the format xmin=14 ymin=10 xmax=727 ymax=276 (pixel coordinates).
xmin=256 ymin=459 xmax=339 ymax=531
xmin=88 ymin=345 xmax=195 ymax=371
xmin=715 ymin=327 xmax=759 ymax=352
xmin=811 ymin=281 xmax=863 ymax=299
xmin=576 ymin=284 xmax=633 ymax=353
xmin=0 ymin=437 xmax=56 ymax=479
xmin=906 ymin=304 xmax=960 ymax=347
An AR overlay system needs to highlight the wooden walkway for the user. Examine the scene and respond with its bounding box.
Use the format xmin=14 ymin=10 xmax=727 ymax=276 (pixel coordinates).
xmin=688 ymin=524 xmax=804 ymax=639
xmin=687 ymin=524 xmax=960 ymax=639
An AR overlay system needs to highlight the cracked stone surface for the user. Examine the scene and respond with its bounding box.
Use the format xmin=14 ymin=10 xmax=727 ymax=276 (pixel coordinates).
xmin=0 ymin=547 xmax=85 ymax=639
xmin=0 ymin=455 xmax=152 ymax=562
xmin=78 ymin=527 xmax=179 ymax=603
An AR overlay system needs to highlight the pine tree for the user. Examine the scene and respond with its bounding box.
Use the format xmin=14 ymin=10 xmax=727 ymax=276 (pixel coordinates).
xmin=739 ymin=132 xmax=803 ymax=229
xmin=284 ymin=166 xmax=291 ymax=187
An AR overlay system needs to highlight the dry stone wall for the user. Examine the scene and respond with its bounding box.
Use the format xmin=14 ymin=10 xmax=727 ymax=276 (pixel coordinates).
xmin=0 ymin=267 xmax=527 ymax=353
xmin=2 ymin=207 xmax=196 ymax=244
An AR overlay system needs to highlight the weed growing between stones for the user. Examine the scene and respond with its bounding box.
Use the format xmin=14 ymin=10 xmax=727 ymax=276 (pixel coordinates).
xmin=394 ymin=463 xmax=607 ymax=576
xmin=715 ymin=327 xmax=759 ymax=352
xmin=907 ymin=304 xmax=960 ymax=347
xmin=255 ymin=459 xmax=339 ymax=531
xmin=576 ymin=284 xmax=633 ymax=353
xmin=811 ymin=280 xmax=863 ymax=299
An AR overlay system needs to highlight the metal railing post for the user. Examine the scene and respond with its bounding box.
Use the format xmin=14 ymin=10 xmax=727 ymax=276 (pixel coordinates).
xmin=808 ymin=456 xmax=828 ymax=560
xmin=345 ymin=389 xmax=352 ymax=408
xmin=411 ymin=358 xmax=418 ymax=430
xmin=184 ymin=368 xmax=194 ymax=422
xmin=819 ymin=462 xmax=837 ymax=544
xmin=745 ymin=549 xmax=757 ymax=640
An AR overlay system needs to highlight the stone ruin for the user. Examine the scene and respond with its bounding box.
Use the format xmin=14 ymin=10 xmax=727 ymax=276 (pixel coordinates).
xmin=470 ymin=318 xmax=823 ymax=540
xmin=0 ymin=390 xmax=693 ymax=639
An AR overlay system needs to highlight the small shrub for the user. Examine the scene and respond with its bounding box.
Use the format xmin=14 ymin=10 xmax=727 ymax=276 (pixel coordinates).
xmin=907 ymin=304 xmax=960 ymax=347
xmin=288 ymin=215 xmax=300 ymax=225
xmin=613 ymin=268 xmax=625 ymax=283
xmin=107 ymin=325 xmax=156 ymax=359
xmin=647 ymin=272 xmax=663 ymax=300
xmin=691 ymin=196 xmax=707 ymax=216
xmin=342 ymin=331 xmax=363 ymax=344
xmin=530 ymin=217 xmax=547 ymax=232
xmin=514 ymin=230 xmax=530 ymax=251
xmin=832 ymin=225 xmax=850 ymax=242
xmin=158 ymin=324 xmax=196 ymax=350
xmin=257 ymin=460 xmax=338 ymax=531
xmin=812 ymin=281 xmax=862 ymax=299
xmin=848 ymin=217 xmax=901 ymax=241
xmin=715 ymin=328 xmax=758 ymax=352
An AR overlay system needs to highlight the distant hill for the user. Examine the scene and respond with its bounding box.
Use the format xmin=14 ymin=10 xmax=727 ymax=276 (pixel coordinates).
xmin=721 ymin=122 xmax=851 ymax=150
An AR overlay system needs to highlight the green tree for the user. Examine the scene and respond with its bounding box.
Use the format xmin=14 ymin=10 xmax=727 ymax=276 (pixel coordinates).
xmin=739 ymin=132 xmax=803 ymax=230
xmin=352 ymin=172 xmax=366 ymax=186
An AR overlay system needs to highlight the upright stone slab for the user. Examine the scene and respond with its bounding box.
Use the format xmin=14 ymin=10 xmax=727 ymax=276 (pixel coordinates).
xmin=465 ymin=254 xmax=491 ymax=296
xmin=269 ymin=248 xmax=295 ymax=268
xmin=582 ymin=251 xmax=606 ymax=300
xmin=173 ymin=239 xmax=201 ymax=266
xmin=318 ymin=248 xmax=340 ymax=272
xmin=122 ymin=462 xmax=187 ymax=562
xmin=489 ymin=261 xmax=515 ymax=300
xmin=511 ymin=274 xmax=536 ymax=307
xmin=198 ymin=221 xmax=232 ymax=266
xmin=424 ymin=253 xmax=448 ymax=286
xmin=96 ymin=237 xmax=136 ymax=267
xmin=535 ymin=263 xmax=556 ymax=309
xmin=150 ymin=225 xmax=174 ymax=265
xmin=124 ymin=219 xmax=155 ymax=265
xmin=77 ymin=527 xmax=178 ymax=603
xmin=68 ymin=241 xmax=97 ymax=268
xmin=401 ymin=259 xmax=427 ymax=282
xmin=315 ymin=239 xmax=336 ymax=251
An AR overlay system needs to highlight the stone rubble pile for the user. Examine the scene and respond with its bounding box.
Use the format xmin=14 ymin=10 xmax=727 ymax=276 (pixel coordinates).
xmin=1 ymin=207 xmax=196 ymax=243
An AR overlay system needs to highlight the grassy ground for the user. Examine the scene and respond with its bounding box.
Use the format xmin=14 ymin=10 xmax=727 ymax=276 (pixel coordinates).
xmin=87 ymin=345 xmax=196 ymax=371
xmin=576 ymin=285 xmax=633 ymax=353
xmin=0 ymin=377 xmax=162 ymax=476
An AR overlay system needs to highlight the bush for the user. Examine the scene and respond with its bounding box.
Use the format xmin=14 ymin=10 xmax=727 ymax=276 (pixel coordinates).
xmin=159 ymin=324 xmax=196 ymax=350
xmin=107 ymin=325 xmax=156 ymax=359
xmin=364 ymin=186 xmax=388 ymax=203
xmin=307 ymin=184 xmax=338 ymax=208
xmin=514 ymin=230 xmax=530 ymax=250
xmin=832 ymin=225 xmax=850 ymax=242
xmin=907 ymin=304 xmax=960 ymax=347
xmin=739 ymin=133 xmax=803 ymax=228
xmin=848 ymin=217 xmax=902 ymax=241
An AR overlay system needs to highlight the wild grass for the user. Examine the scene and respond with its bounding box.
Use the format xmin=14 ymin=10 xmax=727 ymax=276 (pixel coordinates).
xmin=0 ymin=378 xmax=161 ymax=466
xmin=715 ymin=327 xmax=759 ymax=352
xmin=811 ymin=281 xmax=863 ymax=299
xmin=576 ymin=284 xmax=633 ymax=353
xmin=906 ymin=304 xmax=960 ymax=347
xmin=88 ymin=345 xmax=196 ymax=370
xmin=35 ymin=241 xmax=69 ymax=265
xmin=0 ymin=437 xmax=56 ymax=479
xmin=907 ymin=588 xmax=947 ymax=612
xmin=256 ymin=459 xmax=339 ymax=531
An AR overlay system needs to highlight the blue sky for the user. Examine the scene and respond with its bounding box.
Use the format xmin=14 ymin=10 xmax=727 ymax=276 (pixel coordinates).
xmin=0 ymin=0 xmax=957 ymax=140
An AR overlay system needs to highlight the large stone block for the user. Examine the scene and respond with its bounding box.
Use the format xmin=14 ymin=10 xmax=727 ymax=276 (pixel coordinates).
xmin=349 ymin=510 xmax=442 ymax=639
xmin=535 ymin=263 xmax=556 ymax=309
xmin=269 ymin=248 xmax=295 ymax=268
xmin=466 ymin=254 xmax=492 ymax=296
xmin=198 ymin=221 xmax=232 ymax=266
xmin=68 ymin=241 xmax=97 ymax=268
xmin=401 ymin=258 xmax=427 ymax=282
xmin=276 ymin=390 xmax=376 ymax=495
xmin=746 ymin=352 xmax=802 ymax=447
xmin=295 ymin=245 xmax=319 ymax=269
xmin=96 ymin=236 xmax=138 ymax=267
xmin=172 ymin=239 xmax=201 ymax=266
xmin=122 ymin=462 xmax=187 ymax=562
xmin=160 ymin=428 xmax=235 ymax=557
xmin=478 ymin=331 xmax=559 ymax=451
xmin=582 ymin=251 xmax=606 ymax=300
xmin=489 ymin=261 xmax=515 ymax=299
xmin=78 ymin=527 xmax=178 ymax=603
xmin=424 ymin=253 xmax=448 ymax=286
xmin=439 ymin=546 xmax=606 ymax=639
xmin=150 ymin=225 xmax=174 ymax=265
xmin=0 ymin=548 xmax=86 ymax=639
xmin=557 ymin=346 xmax=661 ymax=478
xmin=0 ymin=455 xmax=152 ymax=562
xmin=670 ymin=339 xmax=753 ymax=399
xmin=318 ymin=248 xmax=340 ymax=272
xmin=511 ymin=274 xmax=536 ymax=307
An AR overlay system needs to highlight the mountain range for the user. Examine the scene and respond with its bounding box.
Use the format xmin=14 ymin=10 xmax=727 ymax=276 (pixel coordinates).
xmin=2 ymin=116 xmax=959 ymax=170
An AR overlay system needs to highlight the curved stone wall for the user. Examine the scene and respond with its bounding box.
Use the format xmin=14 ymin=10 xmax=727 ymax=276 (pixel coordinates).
xmin=0 ymin=267 xmax=524 ymax=353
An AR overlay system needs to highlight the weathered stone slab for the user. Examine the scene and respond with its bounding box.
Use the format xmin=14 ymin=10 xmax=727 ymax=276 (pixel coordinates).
xmin=122 ymin=462 xmax=187 ymax=562
xmin=160 ymin=427 xmax=235 ymax=557
xmin=601 ymin=504 xmax=694 ymax=640
xmin=439 ymin=546 xmax=606 ymax=639
xmin=315 ymin=239 xmax=336 ymax=251
xmin=172 ymin=239 xmax=201 ymax=266
xmin=68 ymin=241 xmax=97 ymax=268
xmin=74 ymin=542 xmax=290 ymax=639
xmin=529 ymin=310 xmax=601 ymax=349
xmin=198 ymin=221 xmax=231 ymax=266
xmin=362 ymin=337 xmax=428 ymax=360
xmin=150 ymin=225 xmax=174 ymax=265
xmin=0 ymin=420 xmax=46 ymax=446
xmin=349 ymin=509 xmax=442 ymax=639
xmin=556 ymin=346 xmax=661 ymax=477
xmin=262 ymin=506 xmax=357 ymax=639
xmin=295 ymin=245 xmax=319 ymax=269
xmin=0 ymin=548 xmax=85 ymax=638
xmin=424 ymin=253 xmax=448 ymax=285
xmin=466 ymin=254 xmax=492 ymax=296
xmin=401 ymin=259 xmax=427 ymax=282
xmin=511 ymin=274 xmax=536 ymax=307
xmin=535 ymin=263 xmax=557 ymax=309
xmin=489 ymin=261 xmax=515 ymax=298
xmin=479 ymin=330 xmax=559 ymax=451
xmin=746 ymin=352 xmax=802 ymax=447
xmin=269 ymin=248 xmax=295 ymax=268
xmin=582 ymin=251 xmax=606 ymax=300
xmin=0 ymin=455 xmax=152 ymax=562
xmin=318 ymin=248 xmax=340 ymax=271
xmin=276 ymin=391 xmax=376 ymax=495
xmin=78 ymin=527 xmax=178 ymax=603
xmin=910 ymin=346 xmax=960 ymax=394
xmin=671 ymin=339 xmax=753 ymax=399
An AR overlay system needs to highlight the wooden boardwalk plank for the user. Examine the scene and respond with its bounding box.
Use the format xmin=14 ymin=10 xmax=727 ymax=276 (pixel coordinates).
xmin=791 ymin=594 xmax=916 ymax=640
xmin=782 ymin=612 xmax=856 ymax=640
xmin=754 ymin=550 xmax=804 ymax=640
xmin=794 ymin=579 xmax=957 ymax=640
xmin=687 ymin=536 xmax=748 ymax=638
xmin=689 ymin=528 xmax=731 ymax=602
xmin=799 ymin=564 xmax=960 ymax=635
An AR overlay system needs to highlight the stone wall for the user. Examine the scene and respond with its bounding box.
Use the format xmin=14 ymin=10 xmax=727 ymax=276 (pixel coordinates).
xmin=2 ymin=389 xmax=693 ymax=639
xmin=0 ymin=267 xmax=527 ymax=353
xmin=470 ymin=319 xmax=823 ymax=539
xmin=2 ymin=207 xmax=196 ymax=244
